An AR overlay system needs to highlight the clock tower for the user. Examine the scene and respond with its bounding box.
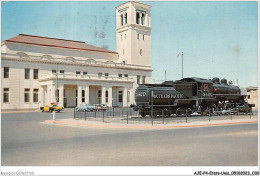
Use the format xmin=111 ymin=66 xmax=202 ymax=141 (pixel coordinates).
xmin=116 ymin=1 xmax=151 ymax=66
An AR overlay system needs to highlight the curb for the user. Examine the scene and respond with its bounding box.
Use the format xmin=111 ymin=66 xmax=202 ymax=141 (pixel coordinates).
xmin=44 ymin=119 xmax=258 ymax=129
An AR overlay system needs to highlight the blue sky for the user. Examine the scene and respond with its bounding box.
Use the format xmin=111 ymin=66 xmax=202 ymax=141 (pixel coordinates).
xmin=1 ymin=1 xmax=258 ymax=87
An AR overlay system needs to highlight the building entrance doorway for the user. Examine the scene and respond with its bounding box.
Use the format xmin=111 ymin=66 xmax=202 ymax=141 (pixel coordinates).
xmin=63 ymin=84 xmax=77 ymax=108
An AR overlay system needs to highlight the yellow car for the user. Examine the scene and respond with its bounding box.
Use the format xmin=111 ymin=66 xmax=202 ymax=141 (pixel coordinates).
xmin=40 ymin=103 xmax=64 ymax=113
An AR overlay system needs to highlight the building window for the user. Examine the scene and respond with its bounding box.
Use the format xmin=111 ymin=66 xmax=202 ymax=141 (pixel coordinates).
xmin=124 ymin=74 xmax=128 ymax=78
xmin=60 ymin=70 xmax=64 ymax=73
xmin=83 ymin=71 xmax=88 ymax=75
xmin=140 ymin=49 xmax=143 ymax=56
xmin=143 ymin=35 xmax=145 ymax=40
xmin=248 ymin=95 xmax=251 ymax=99
xmin=137 ymin=75 xmax=141 ymax=84
xmin=142 ymin=76 xmax=146 ymax=84
xmin=141 ymin=13 xmax=145 ymax=25
xmin=121 ymin=14 xmax=123 ymax=26
xmin=76 ymin=71 xmax=81 ymax=75
xmin=98 ymin=72 xmax=102 ymax=78
xmin=137 ymin=34 xmax=139 ymax=40
xmin=118 ymin=74 xmax=122 ymax=78
xmin=25 ymin=68 xmax=30 ymax=79
xmin=52 ymin=70 xmax=56 ymax=74
xmin=82 ymin=90 xmax=85 ymax=102
xmin=121 ymin=35 xmax=122 ymax=40
xmin=4 ymin=67 xmax=9 ymax=78
xmin=33 ymin=69 xmax=38 ymax=79
xmin=124 ymin=12 xmax=127 ymax=24
xmin=125 ymin=34 xmax=126 ymax=39
xmin=118 ymin=91 xmax=123 ymax=103
xmin=105 ymin=73 xmax=109 ymax=77
xmin=33 ymin=89 xmax=39 ymax=103
xmin=136 ymin=12 xmax=140 ymax=24
xmin=98 ymin=90 xmax=102 ymax=103
xmin=24 ymin=88 xmax=30 ymax=102
xmin=3 ymin=88 xmax=9 ymax=103
xmin=105 ymin=90 xmax=108 ymax=103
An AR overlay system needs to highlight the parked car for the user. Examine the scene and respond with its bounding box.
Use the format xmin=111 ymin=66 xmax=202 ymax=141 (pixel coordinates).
xmin=94 ymin=104 xmax=109 ymax=111
xmin=40 ymin=103 xmax=64 ymax=112
xmin=76 ymin=103 xmax=96 ymax=112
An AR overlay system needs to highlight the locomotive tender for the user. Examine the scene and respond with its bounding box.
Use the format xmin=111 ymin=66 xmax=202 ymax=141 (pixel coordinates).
xmin=133 ymin=77 xmax=253 ymax=117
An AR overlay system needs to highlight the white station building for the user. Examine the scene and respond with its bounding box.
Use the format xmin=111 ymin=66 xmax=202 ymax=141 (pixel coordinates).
xmin=1 ymin=1 xmax=152 ymax=111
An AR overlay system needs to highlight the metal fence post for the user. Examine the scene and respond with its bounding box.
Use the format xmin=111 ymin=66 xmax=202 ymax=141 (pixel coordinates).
xmin=84 ymin=110 xmax=86 ymax=121
xmin=152 ymin=113 xmax=153 ymax=126
xmin=186 ymin=110 xmax=188 ymax=123
xmin=102 ymin=110 xmax=104 ymax=123
xmin=74 ymin=108 xmax=75 ymax=119
xmin=113 ymin=107 xmax=114 ymax=117
xmin=95 ymin=110 xmax=97 ymax=118
xmin=162 ymin=110 xmax=164 ymax=124
xmin=209 ymin=110 xmax=211 ymax=121
xmin=230 ymin=111 xmax=232 ymax=120
xmin=127 ymin=111 xmax=128 ymax=124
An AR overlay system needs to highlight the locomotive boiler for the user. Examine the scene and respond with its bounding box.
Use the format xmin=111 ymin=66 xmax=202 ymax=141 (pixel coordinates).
xmin=133 ymin=77 xmax=252 ymax=117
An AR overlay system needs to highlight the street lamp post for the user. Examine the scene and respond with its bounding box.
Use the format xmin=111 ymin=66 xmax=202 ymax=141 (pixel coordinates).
xmin=181 ymin=52 xmax=183 ymax=79
xmin=165 ymin=70 xmax=167 ymax=81
xmin=55 ymin=63 xmax=59 ymax=105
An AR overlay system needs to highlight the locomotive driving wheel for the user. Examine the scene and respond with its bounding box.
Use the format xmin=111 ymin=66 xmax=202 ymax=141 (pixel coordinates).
xmin=140 ymin=112 xmax=146 ymax=117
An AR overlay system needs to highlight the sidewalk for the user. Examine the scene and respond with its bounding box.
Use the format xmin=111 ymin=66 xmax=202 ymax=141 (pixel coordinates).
xmin=44 ymin=115 xmax=258 ymax=130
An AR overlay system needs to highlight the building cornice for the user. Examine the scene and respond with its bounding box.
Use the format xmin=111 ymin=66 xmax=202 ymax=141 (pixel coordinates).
xmin=116 ymin=1 xmax=151 ymax=9
xmin=116 ymin=24 xmax=151 ymax=32
xmin=1 ymin=53 xmax=153 ymax=72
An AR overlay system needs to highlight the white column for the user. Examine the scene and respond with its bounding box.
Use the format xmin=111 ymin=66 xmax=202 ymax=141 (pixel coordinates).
xmin=50 ymin=84 xmax=55 ymax=103
xmin=101 ymin=86 xmax=106 ymax=104
xmin=58 ymin=85 xmax=64 ymax=107
xmin=85 ymin=85 xmax=90 ymax=104
xmin=108 ymin=87 xmax=113 ymax=107
xmin=129 ymin=88 xmax=134 ymax=105
xmin=123 ymin=87 xmax=128 ymax=107
xmin=39 ymin=86 xmax=43 ymax=107
xmin=77 ymin=86 xmax=82 ymax=106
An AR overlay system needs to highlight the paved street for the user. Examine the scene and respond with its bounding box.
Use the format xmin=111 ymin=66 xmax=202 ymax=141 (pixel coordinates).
xmin=1 ymin=111 xmax=258 ymax=166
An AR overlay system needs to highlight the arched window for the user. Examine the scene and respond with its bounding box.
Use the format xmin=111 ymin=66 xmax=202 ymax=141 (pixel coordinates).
xmin=136 ymin=12 xmax=140 ymax=24
xmin=124 ymin=12 xmax=127 ymax=24
xmin=141 ymin=13 xmax=145 ymax=25
xmin=120 ymin=14 xmax=123 ymax=26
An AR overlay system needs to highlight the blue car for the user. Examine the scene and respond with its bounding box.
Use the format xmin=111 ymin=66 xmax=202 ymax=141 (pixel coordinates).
xmin=76 ymin=103 xmax=96 ymax=112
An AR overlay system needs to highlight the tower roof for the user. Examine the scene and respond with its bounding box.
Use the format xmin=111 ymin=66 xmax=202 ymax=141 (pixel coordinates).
xmin=116 ymin=1 xmax=151 ymax=9
xmin=3 ymin=34 xmax=118 ymax=54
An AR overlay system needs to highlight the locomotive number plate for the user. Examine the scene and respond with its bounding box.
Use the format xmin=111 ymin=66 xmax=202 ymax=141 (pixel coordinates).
xmin=202 ymin=92 xmax=213 ymax=97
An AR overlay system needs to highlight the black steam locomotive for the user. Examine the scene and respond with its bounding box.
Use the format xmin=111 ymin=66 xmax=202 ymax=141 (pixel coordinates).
xmin=133 ymin=77 xmax=253 ymax=117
